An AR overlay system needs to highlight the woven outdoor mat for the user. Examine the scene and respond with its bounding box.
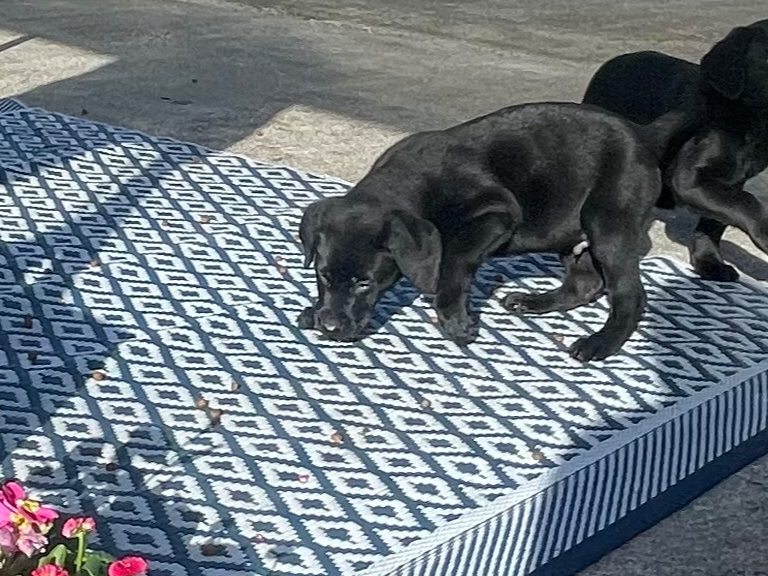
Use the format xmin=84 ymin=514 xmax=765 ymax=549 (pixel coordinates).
xmin=1 ymin=98 xmax=768 ymax=576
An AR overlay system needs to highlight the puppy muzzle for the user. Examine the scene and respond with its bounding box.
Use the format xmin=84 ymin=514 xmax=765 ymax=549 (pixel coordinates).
xmin=316 ymin=310 xmax=366 ymax=341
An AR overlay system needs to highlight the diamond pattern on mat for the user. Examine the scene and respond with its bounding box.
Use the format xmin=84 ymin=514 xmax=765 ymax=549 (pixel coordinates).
xmin=2 ymin=105 xmax=768 ymax=575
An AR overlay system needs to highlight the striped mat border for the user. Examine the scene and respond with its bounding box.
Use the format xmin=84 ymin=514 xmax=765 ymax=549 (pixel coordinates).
xmin=362 ymin=321 xmax=768 ymax=576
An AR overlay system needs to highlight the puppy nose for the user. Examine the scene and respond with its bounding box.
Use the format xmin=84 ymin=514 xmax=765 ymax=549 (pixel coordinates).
xmin=320 ymin=317 xmax=340 ymax=333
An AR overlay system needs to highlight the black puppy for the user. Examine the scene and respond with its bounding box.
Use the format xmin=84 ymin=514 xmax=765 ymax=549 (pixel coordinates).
xmin=583 ymin=20 xmax=768 ymax=282
xmin=298 ymin=102 xmax=675 ymax=361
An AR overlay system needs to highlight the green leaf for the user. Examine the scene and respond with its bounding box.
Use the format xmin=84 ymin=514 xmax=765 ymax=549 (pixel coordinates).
xmin=80 ymin=551 xmax=114 ymax=576
xmin=37 ymin=544 xmax=70 ymax=567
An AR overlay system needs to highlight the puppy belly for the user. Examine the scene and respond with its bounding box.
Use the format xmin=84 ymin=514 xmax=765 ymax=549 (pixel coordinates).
xmin=504 ymin=228 xmax=586 ymax=256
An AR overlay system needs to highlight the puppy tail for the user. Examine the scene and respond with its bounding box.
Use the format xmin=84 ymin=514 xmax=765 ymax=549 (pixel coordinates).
xmin=632 ymin=109 xmax=699 ymax=165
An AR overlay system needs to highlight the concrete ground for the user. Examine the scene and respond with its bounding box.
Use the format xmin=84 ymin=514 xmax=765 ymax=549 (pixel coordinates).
xmin=1 ymin=0 xmax=767 ymax=573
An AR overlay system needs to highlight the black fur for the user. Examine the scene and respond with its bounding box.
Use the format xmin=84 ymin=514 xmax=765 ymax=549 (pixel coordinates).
xmin=583 ymin=20 xmax=768 ymax=282
xmin=298 ymin=102 xmax=675 ymax=361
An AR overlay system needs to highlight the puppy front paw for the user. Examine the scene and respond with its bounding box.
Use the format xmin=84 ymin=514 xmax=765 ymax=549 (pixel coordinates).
xmin=297 ymin=306 xmax=317 ymax=329
xmin=692 ymin=258 xmax=739 ymax=283
xmin=438 ymin=312 xmax=478 ymax=346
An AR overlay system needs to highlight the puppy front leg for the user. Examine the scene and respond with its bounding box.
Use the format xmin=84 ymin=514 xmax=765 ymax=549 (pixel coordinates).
xmin=435 ymin=263 xmax=476 ymax=345
xmin=434 ymin=211 xmax=513 ymax=345
xmin=297 ymin=281 xmax=326 ymax=330
xmin=671 ymin=142 xmax=764 ymax=277
xmin=673 ymin=176 xmax=768 ymax=259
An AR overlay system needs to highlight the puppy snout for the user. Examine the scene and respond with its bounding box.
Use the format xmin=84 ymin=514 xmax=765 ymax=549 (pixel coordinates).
xmin=316 ymin=310 xmax=360 ymax=340
xmin=320 ymin=316 xmax=341 ymax=334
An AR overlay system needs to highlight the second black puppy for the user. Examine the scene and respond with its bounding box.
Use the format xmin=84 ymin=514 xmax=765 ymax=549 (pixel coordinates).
xmin=299 ymin=103 xmax=666 ymax=361
xmin=583 ymin=20 xmax=768 ymax=282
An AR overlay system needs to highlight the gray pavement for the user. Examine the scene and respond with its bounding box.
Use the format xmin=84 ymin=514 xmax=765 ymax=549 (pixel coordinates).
xmin=1 ymin=0 xmax=768 ymax=573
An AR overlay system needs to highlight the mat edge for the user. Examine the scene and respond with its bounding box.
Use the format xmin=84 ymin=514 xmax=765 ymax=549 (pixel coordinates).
xmin=4 ymin=99 xmax=766 ymax=576
xmin=363 ymin=352 xmax=768 ymax=576
xmin=362 ymin=253 xmax=768 ymax=575
xmin=528 ymin=420 xmax=768 ymax=576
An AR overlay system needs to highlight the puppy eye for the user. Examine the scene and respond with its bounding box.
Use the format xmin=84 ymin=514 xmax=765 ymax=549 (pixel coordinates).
xmin=354 ymin=280 xmax=372 ymax=293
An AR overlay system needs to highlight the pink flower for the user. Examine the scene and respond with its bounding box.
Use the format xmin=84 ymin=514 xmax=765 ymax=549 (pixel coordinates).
xmin=61 ymin=516 xmax=96 ymax=538
xmin=0 ymin=481 xmax=24 ymax=528
xmin=108 ymin=556 xmax=149 ymax=576
xmin=16 ymin=525 xmax=48 ymax=557
xmin=31 ymin=565 xmax=70 ymax=576
xmin=0 ymin=524 xmax=18 ymax=555
xmin=0 ymin=481 xmax=58 ymax=530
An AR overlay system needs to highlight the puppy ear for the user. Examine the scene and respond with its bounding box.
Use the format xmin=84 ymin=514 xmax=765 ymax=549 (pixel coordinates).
xmin=700 ymin=26 xmax=756 ymax=100
xmin=387 ymin=211 xmax=442 ymax=293
xmin=299 ymin=200 xmax=330 ymax=268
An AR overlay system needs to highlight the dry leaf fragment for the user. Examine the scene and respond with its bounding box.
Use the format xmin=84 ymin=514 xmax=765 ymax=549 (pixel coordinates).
xmin=330 ymin=431 xmax=344 ymax=445
xmin=230 ymin=379 xmax=239 ymax=392
xmin=253 ymin=534 xmax=266 ymax=543
xmin=531 ymin=449 xmax=546 ymax=463
xmin=105 ymin=462 xmax=118 ymax=472
xmin=23 ymin=315 xmax=33 ymax=329
xmin=201 ymin=543 xmax=223 ymax=557
xmin=209 ymin=408 xmax=223 ymax=426
xmin=277 ymin=266 xmax=288 ymax=275
xmin=554 ymin=334 xmax=565 ymax=343
xmin=27 ymin=352 xmax=38 ymax=363
xmin=92 ymin=371 xmax=106 ymax=381
xmin=195 ymin=397 xmax=209 ymax=410
xmin=199 ymin=215 xmax=212 ymax=224
xmin=89 ymin=256 xmax=101 ymax=267
xmin=420 ymin=398 xmax=432 ymax=410
xmin=298 ymin=473 xmax=309 ymax=483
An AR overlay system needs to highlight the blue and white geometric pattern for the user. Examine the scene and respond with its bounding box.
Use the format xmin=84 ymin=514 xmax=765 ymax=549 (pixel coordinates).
xmin=1 ymin=98 xmax=767 ymax=576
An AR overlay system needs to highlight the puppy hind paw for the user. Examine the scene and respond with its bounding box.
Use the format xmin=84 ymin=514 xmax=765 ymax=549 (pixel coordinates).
xmin=502 ymin=292 xmax=546 ymax=315
xmin=568 ymin=334 xmax=619 ymax=363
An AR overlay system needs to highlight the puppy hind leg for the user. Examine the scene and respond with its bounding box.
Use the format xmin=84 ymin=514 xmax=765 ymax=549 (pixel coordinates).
xmin=569 ymin=221 xmax=646 ymax=362
xmin=568 ymin=161 xmax=657 ymax=362
xmin=504 ymin=250 xmax=604 ymax=315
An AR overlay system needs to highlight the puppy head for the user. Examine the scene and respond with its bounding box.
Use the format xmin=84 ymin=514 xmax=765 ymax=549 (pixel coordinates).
xmin=700 ymin=21 xmax=768 ymax=105
xmin=300 ymin=197 xmax=441 ymax=340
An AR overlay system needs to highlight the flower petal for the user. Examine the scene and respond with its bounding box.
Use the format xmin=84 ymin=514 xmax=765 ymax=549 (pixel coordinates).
xmin=1 ymin=482 xmax=25 ymax=504
xmin=17 ymin=529 xmax=48 ymax=557
xmin=33 ymin=505 xmax=59 ymax=524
